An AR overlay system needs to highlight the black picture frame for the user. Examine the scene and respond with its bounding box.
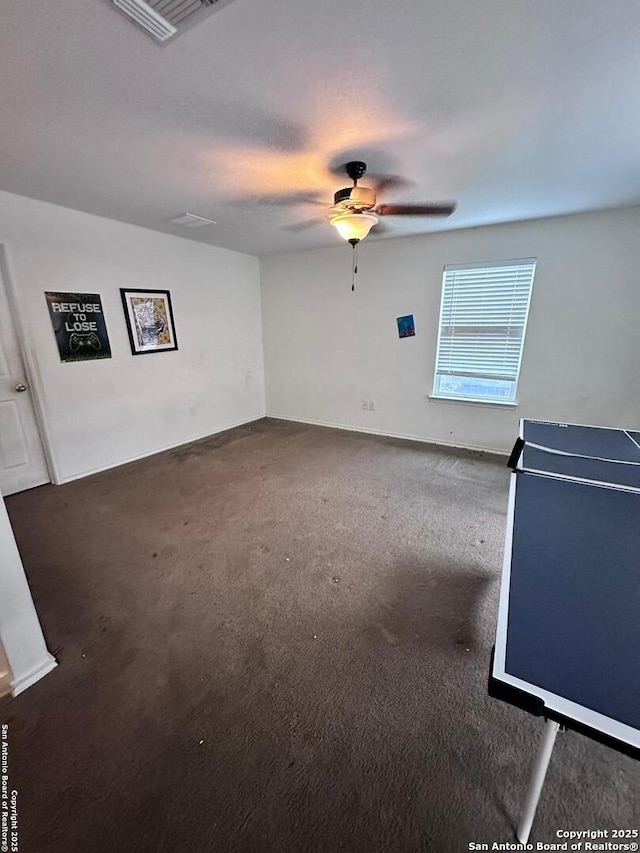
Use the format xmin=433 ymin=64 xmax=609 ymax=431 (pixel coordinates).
xmin=120 ymin=288 xmax=178 ymax=355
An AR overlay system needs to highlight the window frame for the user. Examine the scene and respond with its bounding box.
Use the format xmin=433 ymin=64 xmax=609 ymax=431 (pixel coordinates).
xmin=431 ymin=258 xmax=536 ymax=406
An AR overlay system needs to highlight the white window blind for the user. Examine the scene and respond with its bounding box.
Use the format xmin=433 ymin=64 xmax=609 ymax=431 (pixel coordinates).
xmin=433 ymin=258 xmax=536 ymax=403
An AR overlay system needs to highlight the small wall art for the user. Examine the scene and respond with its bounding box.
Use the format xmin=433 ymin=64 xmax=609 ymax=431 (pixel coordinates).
xmin=120 ymin=288 xmax=178 ymax=355
xmin=397 ymin=314 xmax=415 ymax=339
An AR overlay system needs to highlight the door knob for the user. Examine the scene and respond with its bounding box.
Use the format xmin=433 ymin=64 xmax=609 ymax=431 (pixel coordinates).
xmin=15 ymin=383 xmax=27 ymax=392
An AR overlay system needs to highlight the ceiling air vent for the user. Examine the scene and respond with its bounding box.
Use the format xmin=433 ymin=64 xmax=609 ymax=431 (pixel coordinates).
xmin=112 ymin=0 xmax=233 ymax=43
xmin=169 ymin=213 xmax=217 ymax=228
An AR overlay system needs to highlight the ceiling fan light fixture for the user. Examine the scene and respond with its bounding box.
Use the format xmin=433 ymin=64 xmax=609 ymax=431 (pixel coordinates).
xmin=330 ymin=211 xmax=379 ymax=243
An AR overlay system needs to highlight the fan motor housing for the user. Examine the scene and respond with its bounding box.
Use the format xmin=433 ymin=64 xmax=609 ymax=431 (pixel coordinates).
xmin=333 ymin=185 xmax=376 ymax=209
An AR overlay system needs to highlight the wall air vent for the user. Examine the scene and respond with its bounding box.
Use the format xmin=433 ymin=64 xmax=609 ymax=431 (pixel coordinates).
xmin=111 ymin=0 xmax=234 ymax=44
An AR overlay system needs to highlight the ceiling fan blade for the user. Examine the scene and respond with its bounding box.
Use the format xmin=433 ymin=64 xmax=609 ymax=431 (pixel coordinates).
xmin=231 ymin=191 xmax=325 ymax=208
xmin=260 ymin=191 xmax=325 ymax=207
xmin=281 ymin=219 xmax=321 ymax=232
xmin=376 ymin=203 xmax=457 ymax=217
xmin=370 ymin=174 xmax=413 ymax=197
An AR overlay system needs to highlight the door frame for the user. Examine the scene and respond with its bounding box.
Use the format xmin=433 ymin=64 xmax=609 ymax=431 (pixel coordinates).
xmin=0 ymin=242 xmax=61 ymax=486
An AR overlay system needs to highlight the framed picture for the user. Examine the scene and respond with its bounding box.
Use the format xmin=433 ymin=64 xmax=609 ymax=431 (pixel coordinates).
xmin=120 ymin=288 xmax=178 ymax=355
xmin=396 ymin=314 xmax=415 ymax=339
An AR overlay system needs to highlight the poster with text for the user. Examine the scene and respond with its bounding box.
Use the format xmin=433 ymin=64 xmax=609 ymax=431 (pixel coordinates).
xmin=45 ymin=292 xmax=112 ymax=362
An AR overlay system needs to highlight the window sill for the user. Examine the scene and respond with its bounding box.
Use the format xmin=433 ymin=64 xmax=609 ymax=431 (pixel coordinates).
xmin=428 ymin=395 xmax=518 ymax=409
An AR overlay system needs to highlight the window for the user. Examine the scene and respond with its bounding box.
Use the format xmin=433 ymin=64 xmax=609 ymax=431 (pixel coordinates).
xmin=432 ymin=259 xmax=536 ymax=404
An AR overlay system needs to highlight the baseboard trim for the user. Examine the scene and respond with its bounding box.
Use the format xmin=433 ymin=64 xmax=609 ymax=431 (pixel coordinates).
xmin=11 ymin=654 xmax=57 ymax=696
xmin=266 ymin=413 xmax=508 ymax=457
xmin=57 ymin=413 xmax=268 ymax=484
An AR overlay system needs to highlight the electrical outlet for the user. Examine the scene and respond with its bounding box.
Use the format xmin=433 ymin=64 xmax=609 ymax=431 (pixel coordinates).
xmin=368 ymin=400 xmax=375 ymax=411
xmin=362 ymin=400 xmax=369 ymax=410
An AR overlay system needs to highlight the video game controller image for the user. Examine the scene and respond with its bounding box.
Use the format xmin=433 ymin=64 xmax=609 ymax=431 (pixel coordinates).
xmin=69 ymin=332 xmax=102 ymax=352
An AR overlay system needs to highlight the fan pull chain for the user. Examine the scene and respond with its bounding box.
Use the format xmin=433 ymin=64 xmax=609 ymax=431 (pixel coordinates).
xmin=350 ymin=239 xmax=359 ymax=291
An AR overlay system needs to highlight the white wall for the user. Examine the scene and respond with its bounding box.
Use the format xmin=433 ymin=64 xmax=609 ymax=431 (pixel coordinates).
xmin=0 ymin=638 xmax=11 ymax=696
xmin=0 ymin=493 xmax=56 ymax=694
xmin=0 ymin=191 xmax=265 ymax=482
xmin=261 ymin=208 xmax=640 ymax=452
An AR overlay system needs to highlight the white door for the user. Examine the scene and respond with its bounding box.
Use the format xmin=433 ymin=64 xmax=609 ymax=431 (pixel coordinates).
xmin=0 ymin=263 xmax=49 ymax=496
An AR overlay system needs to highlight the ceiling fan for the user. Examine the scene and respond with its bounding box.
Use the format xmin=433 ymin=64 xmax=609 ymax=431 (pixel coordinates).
xmin=304 ymin=160 xmax=456 ymax=290
xmin=326 ymin=160 xmax=456 ymax=245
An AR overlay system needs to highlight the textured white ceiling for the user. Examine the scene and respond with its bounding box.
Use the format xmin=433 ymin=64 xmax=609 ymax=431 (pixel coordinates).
xmin=1 ymin=0 xmax=639 ymax=256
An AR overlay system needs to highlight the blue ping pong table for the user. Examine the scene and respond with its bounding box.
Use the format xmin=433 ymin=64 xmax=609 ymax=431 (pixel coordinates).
xmin=521 ymin=419 xmax=640 ymax=490
xmin=490 ymin=420 xmax=640 ymax=842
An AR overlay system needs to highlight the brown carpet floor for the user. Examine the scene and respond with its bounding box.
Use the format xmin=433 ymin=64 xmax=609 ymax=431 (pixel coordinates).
xmin=2 ymin=419 xmax=638 ymax=852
